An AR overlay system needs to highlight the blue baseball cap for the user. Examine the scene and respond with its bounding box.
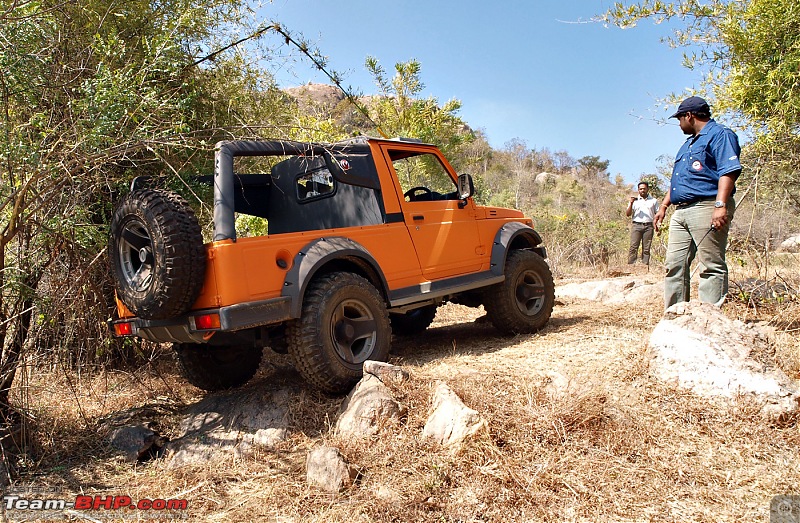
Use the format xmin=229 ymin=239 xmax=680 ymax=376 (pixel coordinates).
xmin=670 ymin=96 xmax=711 ymax=118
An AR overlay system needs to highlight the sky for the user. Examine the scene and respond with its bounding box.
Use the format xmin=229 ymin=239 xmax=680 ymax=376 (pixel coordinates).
xmin=263 ymin=0 xmax=702 ymax=184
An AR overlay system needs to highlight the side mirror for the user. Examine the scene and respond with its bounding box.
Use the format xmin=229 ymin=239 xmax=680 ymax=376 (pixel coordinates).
xmin=457 ymin=173 xmax=475 ymax=199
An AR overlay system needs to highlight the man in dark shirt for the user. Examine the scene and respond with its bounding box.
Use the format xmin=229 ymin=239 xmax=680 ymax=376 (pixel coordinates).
xmin=652 ymin=96 xmax=741 ymax=310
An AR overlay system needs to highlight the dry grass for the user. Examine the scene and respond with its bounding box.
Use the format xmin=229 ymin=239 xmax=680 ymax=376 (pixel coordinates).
xmin=6 ymin=268 xmax=800 ymax=523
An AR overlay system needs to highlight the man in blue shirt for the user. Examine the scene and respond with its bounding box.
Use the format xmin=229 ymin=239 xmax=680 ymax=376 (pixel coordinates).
xmin=652 ymin=96 xmax=741 ymax=309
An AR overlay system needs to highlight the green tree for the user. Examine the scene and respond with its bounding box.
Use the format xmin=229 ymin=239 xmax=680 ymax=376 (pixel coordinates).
xmin=364 ymin=57 xmax=474 ymax=159
xmin=602 ymin=0 xmax=800 ymax=201
xmin=0 ymin=0 xmax=329 ymax=421
xmin=577 ymin=155 xmax=611 ymax=180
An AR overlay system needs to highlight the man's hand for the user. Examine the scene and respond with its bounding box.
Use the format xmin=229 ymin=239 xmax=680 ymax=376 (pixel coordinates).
xmin=711 ymin=207 xmax=729 ymax=230
xmin=653 ymin=208 xmax=666 ymax=233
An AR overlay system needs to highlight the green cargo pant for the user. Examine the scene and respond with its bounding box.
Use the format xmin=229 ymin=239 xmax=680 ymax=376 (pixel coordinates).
xmin=664 ymin=198 xmax=735 ymax=309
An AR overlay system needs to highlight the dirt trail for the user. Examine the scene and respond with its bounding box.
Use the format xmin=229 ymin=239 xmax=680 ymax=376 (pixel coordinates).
xmin=15 ymin=276 xmax=800 ymax=522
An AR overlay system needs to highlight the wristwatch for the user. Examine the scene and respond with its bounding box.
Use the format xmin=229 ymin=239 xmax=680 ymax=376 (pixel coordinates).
xmin=714 ymin=201 xmax=726 ymax=208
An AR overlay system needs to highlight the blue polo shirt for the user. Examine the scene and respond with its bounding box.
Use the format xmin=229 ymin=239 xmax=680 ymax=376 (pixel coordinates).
xmin=670 ymin=119 xmax=741 ymax=204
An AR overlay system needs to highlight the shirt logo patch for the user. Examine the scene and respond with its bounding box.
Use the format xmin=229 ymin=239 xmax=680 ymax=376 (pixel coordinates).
xmin=692 ymin=160 xmax=702 ymax=171
xmin=729 ymin=155 xmax=738 ymax=161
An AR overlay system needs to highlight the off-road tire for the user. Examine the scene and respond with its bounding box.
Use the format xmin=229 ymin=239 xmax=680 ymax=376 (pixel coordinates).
xmin=174 ymin=343 xmax=263 ymax=391
xmin=484 ymin=250 xmax=555 ymax=335
xmin=110 ymin=189 xmax=206 ymax=320
xmin=390 ymin=305 xmax=437 ymax=336
xmin=287 ymin=272 xmax=391 ymax=394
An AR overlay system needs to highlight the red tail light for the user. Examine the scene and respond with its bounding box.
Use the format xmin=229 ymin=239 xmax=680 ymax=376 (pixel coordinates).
xmin=193 ymin=313 xmax=221 ymax=330
xmin=113 ymin=322 xmax=133 ymax=336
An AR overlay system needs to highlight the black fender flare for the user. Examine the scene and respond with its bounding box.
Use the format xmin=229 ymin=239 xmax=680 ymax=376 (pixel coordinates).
xmin=490 ymin=223 xmax=547 ymax=278
xmin=282 ymin=237 xmax=390 ymax=318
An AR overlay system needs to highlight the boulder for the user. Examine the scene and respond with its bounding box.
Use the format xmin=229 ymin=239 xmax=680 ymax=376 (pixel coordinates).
xmin=534 ymin=172 xmax=559 ymax=185
xmin=100 ymin=401 xmax=178 ymax=462
xmin=556 ymin=278 xmax=660 ymax=304
xmin=306 ymin=446 xmax=358 ymax=493
xmin=423 ymin=382 xmax=487 ymax=448
xmin=109 ymin=425 xmax=167 ymax=462
xmin=335 ymin=374 xmax=406 ymax=438
xmin=649 ymin=301 xmax=800 ymax=417
xmin=779 ymin=234 xmax=800 ymax=252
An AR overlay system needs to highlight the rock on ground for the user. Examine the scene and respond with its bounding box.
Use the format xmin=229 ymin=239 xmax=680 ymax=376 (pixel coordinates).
xmin=110 ymin=425 xmax=166 ymax=462
xmin=306 ymin=446 xmax=358 ymax=493
xmin=100 ymin=401 xmax=178 ymax=462
xmin=557 ymin=278 xmax=660 ymax=304
xmin=423 ymin=382 xmax=487 ymax=448
xmin=363 ymin=360 xmax=409 ymax=384
xmin=335 ymin=374 xmax=406 ymax=438
xmin=779 ymin=234 xmax=800 ymax=252
xmin=168 ymin=387 xmax=289 ymax=467
xmin=649 ymin=301 xmax=800 ymax=417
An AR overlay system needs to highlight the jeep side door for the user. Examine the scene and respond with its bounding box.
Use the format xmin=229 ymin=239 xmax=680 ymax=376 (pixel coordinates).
xmin=381 ymin=145 xmax=484 ymax=281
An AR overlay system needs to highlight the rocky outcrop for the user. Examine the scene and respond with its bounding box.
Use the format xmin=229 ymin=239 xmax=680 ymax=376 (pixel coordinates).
xmin=284 ymin=83 xmax=345 ymax=112
xmin=534 ymin=172 xmax=559 ymax=185
xmin=648 ymin=301 xmax=800 ymax=417
xmin=556 ymin=278 xmax=660 ymax=305
xmin=779 ymin=234 xmax=800 ymax=252
xmin=168 ymin=387 xmax=289 ymax=467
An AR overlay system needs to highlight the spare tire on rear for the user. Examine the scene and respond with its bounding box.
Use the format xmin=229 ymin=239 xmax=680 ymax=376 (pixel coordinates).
xmin=110 ymin=189 xmax=206 ymax=320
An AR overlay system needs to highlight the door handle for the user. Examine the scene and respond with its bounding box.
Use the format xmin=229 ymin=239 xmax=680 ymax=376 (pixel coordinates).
xmin=412 ymin=215 xmax=424 ymax=221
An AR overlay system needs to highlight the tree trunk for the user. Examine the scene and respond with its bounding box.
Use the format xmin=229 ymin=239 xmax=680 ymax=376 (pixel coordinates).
xmin=0 ymin=269 xmax=40 ymax=415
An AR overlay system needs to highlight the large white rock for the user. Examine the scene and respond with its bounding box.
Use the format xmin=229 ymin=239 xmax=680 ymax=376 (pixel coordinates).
xmin=534 ymin=172 xmax=559 ymax=185
xmin=779 ymin=234 xmax=800 ymax=252
xmin=556 ymin=278 xmax=660 ymax=304
xmin=649 ymin=301 xmax=800 ymax=417
xmin=423 ymin=382 xmax=487 ymax=448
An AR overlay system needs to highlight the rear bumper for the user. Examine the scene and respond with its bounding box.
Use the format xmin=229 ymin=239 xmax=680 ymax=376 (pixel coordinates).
xmin=110 ymin=296 xmax=293 ymax=344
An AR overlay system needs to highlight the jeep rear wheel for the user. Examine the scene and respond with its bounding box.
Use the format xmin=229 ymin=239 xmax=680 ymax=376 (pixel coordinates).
xmin=390 ymin=305 xmax=437 ymax=336
xmin=110 ymin=189 xmax=206 ymax=320
xmin=174 ymin=343 xmax=263 ymax=391
xmin=484 ymin=250 xmax=554 ymax=335
xmin=287 ymin=272 xmax=391 ymax=394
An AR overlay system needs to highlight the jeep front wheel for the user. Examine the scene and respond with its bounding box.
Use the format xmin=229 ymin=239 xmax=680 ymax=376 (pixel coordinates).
xmin=484 ymin=250 xmax=555 ymax=335
xmin=287 ymin=272 xmax=391 ymax=394
xmin=174 ymin=343 xmax=263 ymax=391
xmin=109 ymin=189 xmax=206 ymax=320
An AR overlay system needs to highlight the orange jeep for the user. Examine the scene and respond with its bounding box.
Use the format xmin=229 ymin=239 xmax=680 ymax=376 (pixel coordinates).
xmin=109 ymin=137 xmax=554 ymax=393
